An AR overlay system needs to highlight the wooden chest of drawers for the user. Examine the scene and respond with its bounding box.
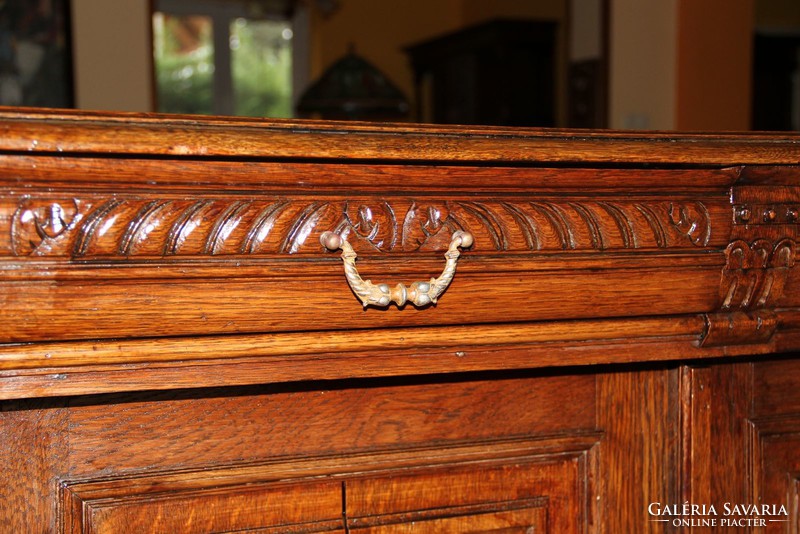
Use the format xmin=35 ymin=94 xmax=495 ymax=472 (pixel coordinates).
xmin=1 ymin=109 xmax=800 ymax=532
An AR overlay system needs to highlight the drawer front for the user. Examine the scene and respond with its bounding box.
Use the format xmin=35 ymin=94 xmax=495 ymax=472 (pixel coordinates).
xmin=2 ymin=118 xmax=800 ymax=399
xmin=0 ymin=159 xmax=737 ymax=344
xmin=3 ymin=158 xmax=800 ymax=399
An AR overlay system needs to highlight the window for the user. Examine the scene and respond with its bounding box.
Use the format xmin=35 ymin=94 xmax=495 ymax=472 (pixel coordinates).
xmin=153 ymin=0 xmax=304 ymax=118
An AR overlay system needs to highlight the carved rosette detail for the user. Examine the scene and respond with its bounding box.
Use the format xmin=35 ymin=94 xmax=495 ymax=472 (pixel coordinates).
xmin=8 ymin=196 xmax=713 ymax=258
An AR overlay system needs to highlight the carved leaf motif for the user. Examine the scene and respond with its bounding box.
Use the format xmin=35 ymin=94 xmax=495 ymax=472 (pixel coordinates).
xmin=12 ymin=198 xmax=80 ymax=256
xmin=400 ymin=202 xmax=453 ymax=252
xmin=8 ymin=196 xmax=716 ymax=258
xmin=343 ymin=201 xmax=398 ymax=252
xmin=668 ymin=202 xmax=711 ymax=246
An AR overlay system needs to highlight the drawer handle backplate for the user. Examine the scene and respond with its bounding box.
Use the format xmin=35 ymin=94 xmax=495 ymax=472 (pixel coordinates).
xmin=320 ymin=230 xmax=473 ymax=308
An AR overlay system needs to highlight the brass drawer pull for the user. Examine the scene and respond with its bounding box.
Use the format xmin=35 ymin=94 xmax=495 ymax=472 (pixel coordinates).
xmin=320 ymin=230 xmax=474 ymax=308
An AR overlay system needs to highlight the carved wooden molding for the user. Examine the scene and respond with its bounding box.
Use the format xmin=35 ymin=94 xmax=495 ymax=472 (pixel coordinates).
xmin=700 ymin=236 xmax=797 ymax=348
xmin=734 ymin=203 xmax=800 ymax=225
xmin=697 ymin=310 xmax=777 ymax=348
xmin=8 ymin=195 xmax=714 ymax=258
xmin=719 ymin=238 xmax=796 ymax=310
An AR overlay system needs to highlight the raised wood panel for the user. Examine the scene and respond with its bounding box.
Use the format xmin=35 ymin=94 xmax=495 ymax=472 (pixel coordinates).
xmin=675 ymin=358 xmax=800 ymax=531
xmin=58 ymin=435 xmax=599 ymax=533
xmin=753 ymin=356 xmax=800 ymax=417
xmin=0 ymin=400 xmax=68 ymax=532
xmin=346 ymin=457 xmax=587 ymax=533
xmin=62 ymin=479 xmax=344 ymax=534
xmin=348 ymin=506 xmax=547 ymax=533
xmin=748 ymin=415 xmax=800 ymax=532
xmin=679 ymin=363 xmax=753 ymax=532
xmin=67 ymin=373 xmax=596 ymax=477
xmin=58 ymin=437 xmax=598 ymax=534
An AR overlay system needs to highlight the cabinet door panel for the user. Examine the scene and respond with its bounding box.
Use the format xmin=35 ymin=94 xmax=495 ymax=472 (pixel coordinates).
xmin=61 ymin=479 xmax=344 ymax=534
xmin=346 ymin=457 xmax=586 ymax=533
xmin=350 ymin=506 xmax=546 ymax=533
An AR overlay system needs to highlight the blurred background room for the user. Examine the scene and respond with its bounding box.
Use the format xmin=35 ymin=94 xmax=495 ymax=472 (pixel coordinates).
xmin=2 ymin=0 xmax=799 ymax=131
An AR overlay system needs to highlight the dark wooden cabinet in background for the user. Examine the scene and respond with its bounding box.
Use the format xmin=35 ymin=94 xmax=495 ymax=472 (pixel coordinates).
xmin=1 ymin=110 xmax=800 ymax=532
xmin=405 ymin=20 xmax=557 ymax=126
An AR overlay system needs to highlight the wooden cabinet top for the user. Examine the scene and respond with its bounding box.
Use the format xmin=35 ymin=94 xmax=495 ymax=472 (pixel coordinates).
xmin=0 ymin=107 xmax=799 ymax=163
xmin=1 ymin=109 xmax=799 ymax=399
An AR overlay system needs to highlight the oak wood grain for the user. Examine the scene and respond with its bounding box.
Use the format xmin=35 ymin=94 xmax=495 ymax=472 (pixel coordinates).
xmin=74 ymin=481 xmax=344 ymax=534
xmin=597 ymin=367 xmax=681 ymax=533
xmin=753 ymin=357 xmax=800 ymax=417
xmin=679 ymin=363 xmax=753 ymax=533
xmin=4 ymin=334 xmax=787 ymax=400
xmin=60 ymin=436 xmax=598 ymax=534
xmin=67 ymin=372 xmax=596 ymax=477
xmin=0 ymin=266 xmax=723 ymax=343
xmin=0 ymin=108 xmax=799 ymax=164
xmin=0 ymin=315 xmax=704 ymax=370
xmin=1 ymin=109 xmax=799 ymax=533
xmin=0 ymin=155 xmax=742 ymax=192
xmin=346 ymin=458 xmax=586 ymax=532
xmin=0 ymin=400 xmax=67 ymax=533
xmin=747 ymin=413 xmax=800 ymax=532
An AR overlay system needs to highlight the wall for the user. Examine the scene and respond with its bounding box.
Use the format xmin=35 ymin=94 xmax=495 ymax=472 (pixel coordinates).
xmin=755 ymin=0 xmax=800 ymax=30
xmin=570 ymin=0 xmax=602 ymax=61
xmin=308 ymin=0 xmax=463 ymax=103
xmin=67 ymin=0 xmax=759 ymax=131
xmin=676 ymin=0 xmax=754 ymax=131
xmin=309 ymin=0 xmax=568 ymax=124
xmin=71 ymin=0 xmax=153 ymax=112
xmin=609 ymin=0 xmax=677 ymax=130
xmin=609 ymin=0 xmax=754 ymax=131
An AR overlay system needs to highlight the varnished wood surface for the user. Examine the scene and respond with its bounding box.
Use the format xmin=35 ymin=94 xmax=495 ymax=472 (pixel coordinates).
xmin=0 ymin=399 xmax=67 ymax=532
xmin=1 ymin=314 xmax=797 ymax=399
xmin=0 ymin=107 xmax=799 ymax=163
xmin=0 ymin=154 xmax=742 ymax=191
xmin=1 ymin=110 xmax=800 ymax=533
xmin=0 ymin=268 xmax=723 ymax=343
xmin=60 ymin=433 xmax=598 ymax=534
xmin=66 ymin=373 xmax=595 ymax=476
xmin=2 ymin=354 xmax=799 ymax=531
xmin=68 ymin=480 xmax=346 ymax=534
xmin=597 ymin=368 xmax=681 ymax=533
xmin=0 ymin=110 xmax=798 ymax=391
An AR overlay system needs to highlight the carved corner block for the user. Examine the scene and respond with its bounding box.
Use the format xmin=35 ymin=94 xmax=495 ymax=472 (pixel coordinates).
xmin=719 ymin=238 xmax=795 ymax=310
xmin=703 ymin=184 xmax=800 ymax=347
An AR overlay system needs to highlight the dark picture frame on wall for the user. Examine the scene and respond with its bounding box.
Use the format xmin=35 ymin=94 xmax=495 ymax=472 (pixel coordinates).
xmin=0 ymin=0 xmax=73 ymax=108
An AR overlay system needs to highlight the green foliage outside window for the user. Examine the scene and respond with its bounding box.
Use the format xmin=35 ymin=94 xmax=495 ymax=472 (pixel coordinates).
xmin=153 ymin=13 xmax=292 ymax=118
xmin=232 ymin=19 xmax=292 ymax=118
xmin=153 ymin=14 xmax=214 ymax=115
